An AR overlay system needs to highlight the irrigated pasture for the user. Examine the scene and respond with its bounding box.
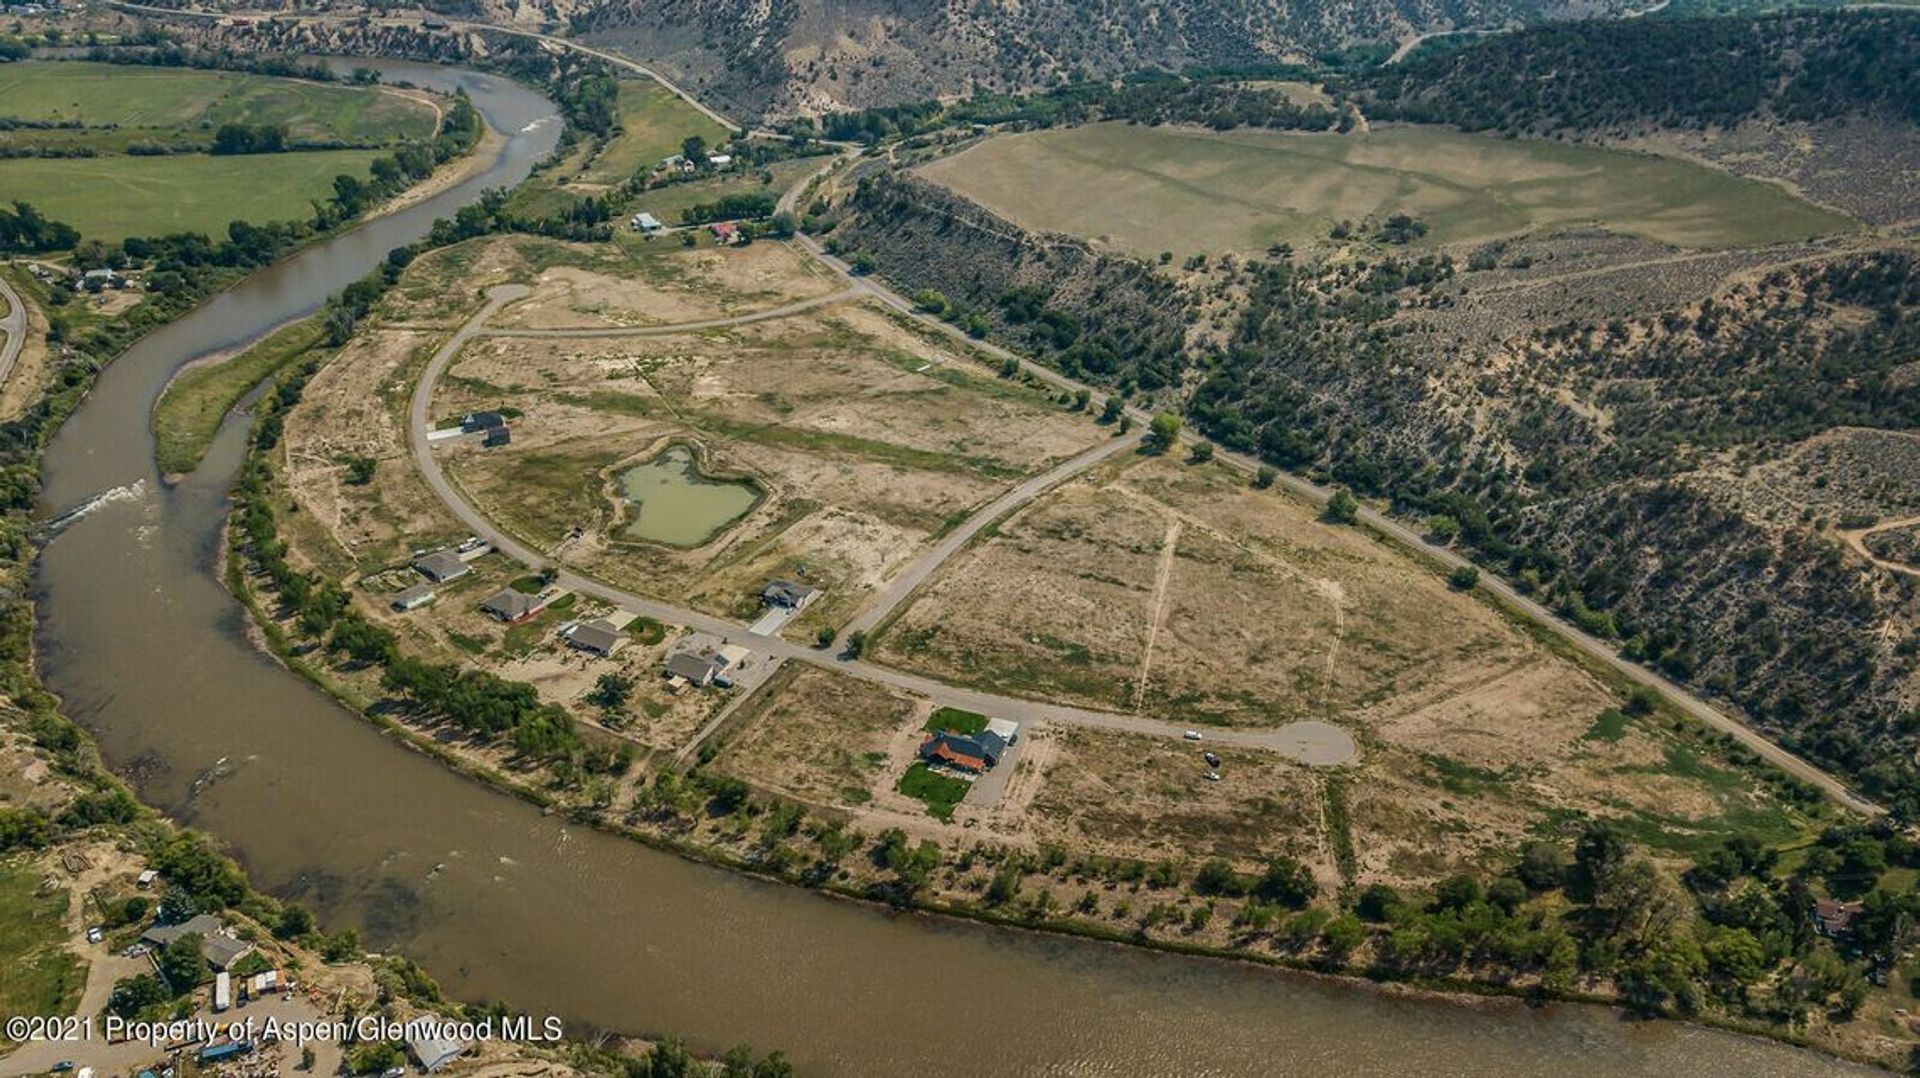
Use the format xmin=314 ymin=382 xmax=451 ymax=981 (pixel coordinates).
xmin=916 ymin=122 xmax=1855 ymax=256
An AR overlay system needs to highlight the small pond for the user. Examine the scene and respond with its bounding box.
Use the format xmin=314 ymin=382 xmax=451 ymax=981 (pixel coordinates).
xmin=617 ymin=445 xmax=759 ymax=546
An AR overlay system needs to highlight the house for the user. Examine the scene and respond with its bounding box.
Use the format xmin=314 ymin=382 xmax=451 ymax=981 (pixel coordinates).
xmin=140 ymin=914 xmax=254 ymax=969
xmin=412 ymin=550 xmax=470 ymax=584
xmin=709 ymin=221 xmax=741 ymax=245
xmin=82 ymin=268 xmax=126 ymax=290
xmin=663 ymin=651 xmax=717 ymax=688
xmin=566 ymin=619 xmax=626 ymax=657
xmin=1814 ymin=897 xmax=1863 ymax=938
xmin=480 ymin=588 xmax=548 ymax=623
xmin=761 ymin=579 xmax=816 ymax=610
xmin=460 ymin=411 xmax=506 ymax=433
xmin=392 ymin=584 xmax=437 ymax=612
xmin=483 ymin=427 xmax=512 ymax=449
xmin=632 ymin=212 xmax=664 ymax=234
xmin=918 ymin=729 xmax=1008 ymax=774
xmin=407 ymin=1015 xmax=470 ymax=1072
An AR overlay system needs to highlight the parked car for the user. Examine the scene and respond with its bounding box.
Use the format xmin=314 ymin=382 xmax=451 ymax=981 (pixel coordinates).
xmin=85 ymin=926 xmax=103 ymax=944
xmin=51 ymin=1062 xmax=74 ymax=1073
xmin=1204 ymin=771 xmax=1222 ymax=782
xmin=1183 ymin=730 xmax=1203 ymax=741
xmin=1203 ymin=752 xmax=1221 ymax=768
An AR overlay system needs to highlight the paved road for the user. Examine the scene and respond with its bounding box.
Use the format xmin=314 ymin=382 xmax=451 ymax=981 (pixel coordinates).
xmin=0 ymin=273 xmax=25 ymax=398
xmin=795 ymin=233 xmax=1885 ymax=817
xmin=409 ymin=286 xmax=1358 ymax=764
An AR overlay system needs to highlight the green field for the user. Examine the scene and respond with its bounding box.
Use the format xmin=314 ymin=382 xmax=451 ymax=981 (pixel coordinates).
xmin=0 ymin=150 xmax=386 ymax=241
xmin=153 ymin=316 xmax=328 ymax=476
xmin=0 ymin=862 xmax=84 ymax=1029
xmin=897 ymin=762 xmax=971 ymax=821
xmin=0 ymin=61 xmax=437 ymax=144
xmin=916 ymin=122 xmax=1856 ymax=256
xmin=579 ymin=79 xmax=730 ymax=184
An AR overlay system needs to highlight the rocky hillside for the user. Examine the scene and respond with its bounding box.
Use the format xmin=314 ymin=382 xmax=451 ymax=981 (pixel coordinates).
xmin=536 ymin=0 xmax=1643 ymax=116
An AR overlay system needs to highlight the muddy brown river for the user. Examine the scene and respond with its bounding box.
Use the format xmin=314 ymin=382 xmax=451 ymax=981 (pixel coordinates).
xmin=28 ymin=58 xmax=1873 ymax=1076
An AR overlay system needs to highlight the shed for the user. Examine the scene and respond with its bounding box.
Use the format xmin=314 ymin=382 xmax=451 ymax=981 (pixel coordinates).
xmin=407 ymin=1016 xmax=470 ymax=1073
xmin=413 ymin=550 xmax=470 ymax=583
xmin=567 ymin=619 xmax=626 ymax=657
xmin=392 ymin=584 xmax=437 ymax=612
xmin=633 ymin=212 xmax=664 ymax=233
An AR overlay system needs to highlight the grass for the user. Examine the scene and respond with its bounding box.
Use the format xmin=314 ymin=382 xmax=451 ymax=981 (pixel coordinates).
xmin=917 ymin=122 xmax=1857 ymax=257
xmin=0 ymin=61 xmax=436 ymax=143
xmin=923 ymin=706 xmax=988 ymax=735
xmin=1582 ymin=708 xmax=1631 ymax=743
xmin=579 ymin=80 xmax=729 ymax=184
xmin=897 ymin=762 xmax=971 ymax=821
xmin=0 ymin=861 xmax=85 ymax=1030
xmin=153 ymin=316 xmax=327 ymax=475
xmin=0 ymin=150 xmax=388 ymax=241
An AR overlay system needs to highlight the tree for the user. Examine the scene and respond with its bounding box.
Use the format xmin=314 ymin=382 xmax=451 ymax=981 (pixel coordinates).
xmin=586 ymin=673 xmax=633 ymax=713
xmin=1516 ymin=840 xmax=1567 ymax=891
xmin=1427 ymin=514 xmax=1460 ymax=543
xmin=1356 ymin=882 xmax=1401 ymax=921
xmin=844 ymin=630 xmax=867 ymax=659
xmin=1099 ymin=397 xmax=1124 ymax=424
xmin=107 ymin=973 xmax=170 ymax=1018
xmin=1323 ymin=488 xmax=1359 ymax=524
xmin=1252 ymin=857 xmax=1316 ymax=908
xmin=275 ymin=903 xmax=315 ymax=939
xmin=1448 ymin=565 xmax=1479 ymax=590
xmin=680 ymin=135 xmax=709 ymax=166
xmin=1188 ymin=442 xmax=1214 ymax=464
xmin=848 ymin=251 xmax=879 ymax=275
xmin=158 ymin=935 xmax=206 ymax=995
xmin=1253 ymin=464 xmax=1276 ymax=489
xmin=814 ymin=626 xmax=837 ymax=649
xmin=1145 ymin=413 xmax=1182 ymax=454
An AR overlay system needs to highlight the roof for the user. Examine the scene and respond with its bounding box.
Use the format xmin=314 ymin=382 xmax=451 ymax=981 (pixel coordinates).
xmin=412 ymin=550 xmax=469 ymax=582
xmin=1814 ymin=897 xmax=1863 ymax=932
xmin=481 ymin=588 xmax=540 ymax=620
xmin=715 ymin=643 xmax=752 ymax=669
xmin=202 ymin=935 xmax=253 ymax=970
xmin=392 ymin=583 xmax=436 ymax=610
xmin=406 ymin=1015 xmax=469 ymax=1072
xmin=923 ymin=738 xmax=986 ymax=772
xmin=462 ymin=410 xmax=505 ymax=431
xmin=985 ymin=717 xmax=1019 ymax=742
xmin=568 ymin=620 xmax=626 ymax=655
xmin=635 ymin=212 xmax=663 ymax=228
xmin=141 ymin=913 xmax=224 ymax=946
xmin=664 ymin=652 xmax=716 ymax=682
xmin=919 ymin=730 xmax=1005 ymax=771
xmin=483 ymin=427 xmax=511 ymax=447
xmin=710 ymin=221 xmax=740 ymax=237
xmin=761 ymin=579 xmax=815 ymax=608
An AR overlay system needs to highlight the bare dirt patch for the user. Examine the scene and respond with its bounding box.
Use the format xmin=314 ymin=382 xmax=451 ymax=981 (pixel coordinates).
xmin=710 ymin=665 xmax=919 ymax=809
xmin=491 ymin=241 xmax=841 ymax=329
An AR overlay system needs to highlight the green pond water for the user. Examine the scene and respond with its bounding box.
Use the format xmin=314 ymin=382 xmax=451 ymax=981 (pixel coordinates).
xmin=618 ymin=446 xmax=757 ymax=546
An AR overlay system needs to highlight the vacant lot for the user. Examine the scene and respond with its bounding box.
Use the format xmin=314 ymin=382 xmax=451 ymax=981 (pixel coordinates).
xmin=0 ymin=61 xmax=436 ymax=143
xmin=489 ymin=240 xmax=841 ymax=329
xmin=917 ymin=122 xmax=1855 ymax=256
xmin=0 ymin=860 xmax=83 ymax=1028
xmin=711 ymin=666 xmax=918 ymax=809
xmin=0 ymin=149 xmax=387 ymax=241
xmin=437 ymin=278 xmax=1104 ymax=629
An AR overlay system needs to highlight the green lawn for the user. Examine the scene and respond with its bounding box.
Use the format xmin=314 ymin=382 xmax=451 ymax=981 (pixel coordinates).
xmin=580 ymin=79 xmax=729 ymax=184
xmin=152 ymin=316 xmax=327 ymax=475
xmin=917 ymin=122 xmax=1857 ymax=256
xmin=0 ymin=61 xmax=436 ymax=144
xmin=897 ymin=762 xmax=972 ymax=822
xmin=0 ymin=150 xmax=387 ymax=241
xmin=0 ymin=861 xmax=85 ymax=1032
xmin=923 ymin=706 xmax=988 ymax=735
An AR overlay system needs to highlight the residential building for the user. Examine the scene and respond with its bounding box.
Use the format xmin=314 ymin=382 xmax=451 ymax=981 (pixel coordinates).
xmin=483 ymin=426 xmax=512 ymax=448
xmin=407 ymin=1019 xmax=469 ymax=1073
xmin=761 ymin=579 xmax=816 ymax=609
xmin=460 ymin=411 xmax=505 ymax=433
xmin=918 ymin=729 xmax=1008 ymax=774
xmin=480 ymin=588 xmax=547 ymax=623
xmin=412 ymin=550 xmax=470 ymax=583
xmin=566 ymin=619 xmax=627 ymax=657
xmin=663 ymin=651 xmax=717 ymax=687
xmin=709 ymin=221 xmax=741 ymax=244
xmin=1813 ymin=897 xmax=1863 ymax=938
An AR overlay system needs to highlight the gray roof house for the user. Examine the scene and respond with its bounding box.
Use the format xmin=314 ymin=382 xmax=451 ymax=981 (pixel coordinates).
xmin=406 ymin=1015 xmax=470 ymax=1073
xmin=140 ymin=914 xmax=255 ymax=969
xmin=663 ymin=651 xmax=717 ymax=686
xmin=480 ymin=588 xmax=543 ymax=623
xmin=567 ymin=619 xmax=626 ymax=657
xmin=413 ymin=550 xmax=470 ymax=583
xmin=461 ymin=411 xmax=506 ymax=433
xmin=761 ymin=579 xmax=817 ymax=609
xmin=392 ymin=584 xmax=437 ymax=612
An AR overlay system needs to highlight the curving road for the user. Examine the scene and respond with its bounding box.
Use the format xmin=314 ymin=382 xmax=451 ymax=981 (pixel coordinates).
xmin=797 ymin=232 xmax=1884 ymax=817
xmin=409 ymin=285 xmax=1359 ymax=764
xmin=0 ymin=274 xmax=24 ymax=397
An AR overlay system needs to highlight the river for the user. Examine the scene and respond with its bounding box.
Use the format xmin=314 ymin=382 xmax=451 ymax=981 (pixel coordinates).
xmin=27 ymin=58 xmax=1873 ymax=1077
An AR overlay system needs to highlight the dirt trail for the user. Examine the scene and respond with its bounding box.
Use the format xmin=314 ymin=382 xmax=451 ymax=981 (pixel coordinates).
xmin=1132 ymin=515 xmax=1184 ymax=712
xmin=1840 ymin=513 xmax=1920 ymax=577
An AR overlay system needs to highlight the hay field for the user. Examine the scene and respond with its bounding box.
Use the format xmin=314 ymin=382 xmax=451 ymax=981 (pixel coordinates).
xmin=579 ymin=79 xmax=731 ymax=183
xmin=916 ymin=122 xmax=1855 ymax=257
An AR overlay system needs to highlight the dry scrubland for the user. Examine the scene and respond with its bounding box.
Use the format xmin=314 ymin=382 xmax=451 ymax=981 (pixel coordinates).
xmin=916 ymin=123 xmax=1856 ymax=258
xmin=268 ymin=231 xmax=1822 ymax=891
xmin=434 ymin=254 xmax=1105 ymax=632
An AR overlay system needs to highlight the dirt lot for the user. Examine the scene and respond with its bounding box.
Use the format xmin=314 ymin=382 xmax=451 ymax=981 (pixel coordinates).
xmin=489 ymin=241 xmax=841 ymax=330
xmin=710 ymin=665 xmax=920 ymax=809
xmin=435 ymin=288 xmax=1106 ymax=630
